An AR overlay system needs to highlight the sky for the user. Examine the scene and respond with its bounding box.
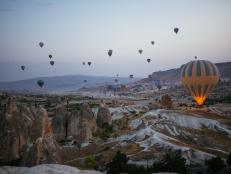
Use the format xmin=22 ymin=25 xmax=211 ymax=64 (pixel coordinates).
xmin=0 ymin=0 xmax=231 ymax=82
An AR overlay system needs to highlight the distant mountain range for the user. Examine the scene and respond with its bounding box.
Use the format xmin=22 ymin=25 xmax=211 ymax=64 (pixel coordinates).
xmin=141 ymin=61 xmax=231 ymax=84
xmin=0 ymin=61 xmax=230 ymax=93
xmin=0 ymin=75 xmax=139 ymax=92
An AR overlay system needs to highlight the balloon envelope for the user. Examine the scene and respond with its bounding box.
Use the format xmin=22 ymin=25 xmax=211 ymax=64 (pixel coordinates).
xmin=138 ymin=49 xmax=143 ymax=54
xmin=50 ymin=61 xmax=54 ymax=66
xmin=88 ymin=62 xmax=91 ymax=66
xmin=174 ymin=27 xmax=179 ymax=34
xmin=151 ymin=41 xmax=154 ymax=45
xmin=154 ymin=80 xmax=161 ymax=90
xmin=39 ymin=42 xmax=44 ymax=48
xmin=21 ymin=66 xmax=25 ymax=71
xmin=37 ymin=80 xmax=44 ymax=88
xmin=108 ymin=49 xmax=113 ymax=56
xmin=181 ymin=60 xmax=219 ymax=105
xmin=49 ymin=54 xmax=52 ymax=59
xmin=147 ymin=59 xmax=151 ymax=63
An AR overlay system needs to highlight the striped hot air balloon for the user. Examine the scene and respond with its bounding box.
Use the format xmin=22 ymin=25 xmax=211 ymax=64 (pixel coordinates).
xmin=181 ymin=60 xmax=219 ymax=105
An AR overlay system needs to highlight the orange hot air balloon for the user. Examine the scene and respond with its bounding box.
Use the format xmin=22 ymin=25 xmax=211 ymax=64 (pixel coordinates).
xmin=181 ymin=60 xmax=219 ymax=105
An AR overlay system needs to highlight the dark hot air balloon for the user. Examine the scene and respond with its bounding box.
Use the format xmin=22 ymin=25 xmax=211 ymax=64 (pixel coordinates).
xmin=88 ymin=62 xmax=91 ymax=66
xmin=154 ymin=80 xmax=161 ymax=90
xmin=21 ymin=66 xmax=25 ymax=71
xmin=39 ymin=42 xmax=44 ymax=48
xmin=138 ymin=49 xmax=143 ymax=54
xmin=147 ymin=58 xmax=151 ymax=63
xmin=82 ymin=62 xmax=86 ymax=65
xmin=84 ymin=80 xmax=87 ymax=83
xmin=49 ymin=54 xmax=52 ymax=59
xmin=181 ymin=60 xmax=219 ymax=105
xmin=129 ymin=74 xmax=134 ymax=79
xmin=37 ymin=80 xmax=44 ymax=88
xmin=174 ymin=27 xmax=179 ymax=34
xmin=151 ymin=41 xmax=154 ymax=45
xmin=115 ymin=79 xmax=118 ymax=83
xmin=50 ymin=61 xmax=54 ymax=66
xmin=108 ymin=49 xmax=113 ymax=57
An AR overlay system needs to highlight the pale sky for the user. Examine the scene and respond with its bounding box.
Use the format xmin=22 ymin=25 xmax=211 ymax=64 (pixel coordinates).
xmin=0 ymin=0 xmax=231 ymax=82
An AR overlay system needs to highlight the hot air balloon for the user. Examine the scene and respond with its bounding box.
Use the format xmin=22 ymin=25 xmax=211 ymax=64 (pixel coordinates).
xmin=82 ymin=62 xmax=86 ymax=65
xmin=174 ymin=27 xmax=179 ymax=34
xmin=49 ymin=54 xmax=52 ymax=59
xmin=138 ymin=49 xmax=143 ymax=54
xmin=115 ymin=79 xmax=118 ymax=83
xmin=21 ymin=65 xmax=25 ymax=71
xmin=88 ymin=62 xmax=91 ymax=66
xmin=195 ymin=56 xmax=197 ymax=60
xmin=181 ymin=60 xmax=220 ymax=105
xmin=84 ymin=80 xmax=87 ymax=83
xmin=151 ymin=41 xmax=155 ymax=45
xmin=116 ymin=74 xmax=119 ymax=77
xmin=37 ymin=80 xmax=44 ymax=88
xmin=147 ymin=58 xmax=151 ymax=63
xmin=108 ymin=49 xmax=113 ymax=57
xmin=39 ymin=42 xmax=44 ymax=48
xmin=154 ymin=80 xmax=161 ymax=90
xmin=129 ymin=74 xmax=134 ymax=79
xmin=50 ymin=61 xmax=54 ymax=66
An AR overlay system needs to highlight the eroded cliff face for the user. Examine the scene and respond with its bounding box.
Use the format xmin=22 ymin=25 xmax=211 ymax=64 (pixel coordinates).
xmin=0 ymin=100 xmax=61 ymax=166
xmin=97 ymin=103 xmax=112 ymax=128
xmin=69 ymin=103 xmax=97 ymax=144
xmin=52 ymin=103 xmax=97 ymax=145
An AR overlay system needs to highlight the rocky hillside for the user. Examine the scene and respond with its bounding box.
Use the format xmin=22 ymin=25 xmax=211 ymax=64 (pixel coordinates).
xmin=141 ymin=61 xmax=231 ymax=83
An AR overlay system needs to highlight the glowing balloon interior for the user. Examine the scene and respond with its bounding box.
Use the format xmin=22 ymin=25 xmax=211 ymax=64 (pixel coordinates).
xmin=181 ymin=60 xmax=219 ymax=105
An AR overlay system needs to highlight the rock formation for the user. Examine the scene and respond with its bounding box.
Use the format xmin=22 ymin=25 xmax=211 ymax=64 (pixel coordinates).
xmin=69 ymin=103 xmax=97 ymax=144
xmin=96 ymin=103 xmax=112 ymax=127
xmin=0 ymin=99 xmax=61 ymax=166
xmin=0 ymin=164 xmax=104 ymax=174
xmin=52 ymin=103 xmax=97 ymax=145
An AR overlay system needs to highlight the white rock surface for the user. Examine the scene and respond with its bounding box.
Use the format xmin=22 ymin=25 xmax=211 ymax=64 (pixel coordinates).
xmin=0 ymin=164 xmax=103 ymax=174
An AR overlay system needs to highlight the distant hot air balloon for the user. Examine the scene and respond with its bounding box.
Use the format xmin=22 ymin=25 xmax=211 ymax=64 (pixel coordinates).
xmin=88 ymin=62 xmax=91 ymax=66
xmin=39 ymin=42 xmax=44 ymax=48
xmin=138 ymin=49 xmax=143 ymax=54
xmin=129 ymin=74 xmax=134 ymax=79
xmin=115 ymin=79 xmax=118 ymax=83
xmin=37 ymin=80 xmax=44 ymax=88
xmin=50 ymin=61 xmax=54 ymax=66
xmin=151 ymin=41 xmax=155 ymax=45
xmin=195 ymin=56 xmax=198 ymax=60
xmin=116 ymin=74 xmax=119 ymax=77
xmin=49 ymin=54 xmax=52 ymax=59
xmin=147 ymin=58 xmax=151 ymax=63
xmin=174 ymin=27 xmax=179 ymax=34
xmin=21 ymin=65 xmax=25 ymax=71
xmin=181 ymin=60 xmax=220 ymax=105
xmin=82 ymin=62 xmax=86 ymax=65
xmin=108 ymin=49 xmax=113 ymax=57
xmin=154 ymin=80 xmax=161 ymax=90
xmin=84 ymin=80 xmax=87 ymax=83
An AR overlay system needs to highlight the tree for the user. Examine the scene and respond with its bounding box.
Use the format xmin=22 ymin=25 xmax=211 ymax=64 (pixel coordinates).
xmin=106 ymin=151 xmax=128 ymax=174
xmin=84 ymin=156 xmax=97 ymax=169
xmin=160 ymin=94 xmax=172 ymax=109
xmin=205 ymin=156 xmax=224 ymax=173
xmin=226 ymin=153 xmax=231 ymax=174
xmin=152 ymin=150 xmax=187 ymax=174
